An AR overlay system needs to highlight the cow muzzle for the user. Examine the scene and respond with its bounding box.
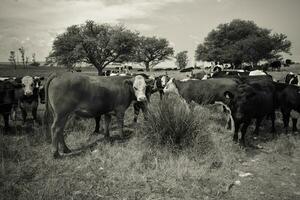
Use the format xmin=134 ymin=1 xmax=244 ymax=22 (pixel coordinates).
xmin=24 ymin=90 xmax=33 ymax=96
xmin=137 ymin=95 xmax=147 ymax=102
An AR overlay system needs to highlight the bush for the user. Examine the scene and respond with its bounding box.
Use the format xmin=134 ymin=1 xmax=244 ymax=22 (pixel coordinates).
xmin=142 ymin=94 xmax=213 ymax=152
xmin=30 ymin=61 xmax=40 ymax=67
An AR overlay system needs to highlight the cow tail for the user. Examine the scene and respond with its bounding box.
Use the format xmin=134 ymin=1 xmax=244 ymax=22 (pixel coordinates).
xmin=43 ymin=73 xmax=57 ymax=143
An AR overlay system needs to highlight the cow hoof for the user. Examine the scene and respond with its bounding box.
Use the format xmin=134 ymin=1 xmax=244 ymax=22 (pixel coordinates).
xmin=53 ymin=152 xmax=61 ymax=159
xmin=63 ymin=148 xmax=72 ymax=154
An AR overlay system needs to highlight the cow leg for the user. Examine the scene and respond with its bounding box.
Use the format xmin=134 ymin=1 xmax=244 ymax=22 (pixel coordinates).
xmin=233 ymin=120 xmax=241 ymax=143
xmin=3 ymin=113 xmax=10 ymax=132
xmin=141 ymin=101 xmax=149 ymax=121
xmin=116 ymin=111 xmax=125 ymax=138
xmin=51 ymin=114 xmax=69 ymax=158
xmin=270 ymin=112 xmax=276 ymax=136
xmin=240 ymin=119 xmax=251 ymax=147
xmin=32 ymin=105 xmax=40 ymax=125
xmin=94 ymin=116 xmax=101 ymax=133
xmin=103 ymin=114 xmax=111 ymax=138
xmin=281 ymin=109 xmax=291 ymax=134
xmin=133 ymin=102 xmax=140 ymax=123
xmin=21 ymin=108 xmax=27 ymax=125
xmin=159 ymin=91 xmax=163 ymax=100
xmin=292 ymin=118 xmax=298 ymax=132
xmin=253 ymin=117 xmax=262 ymax=136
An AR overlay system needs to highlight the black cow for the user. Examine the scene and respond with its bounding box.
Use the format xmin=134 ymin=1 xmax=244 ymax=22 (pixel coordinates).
xmin=275 ymin=82 xmax=300 ymax=133
xmin=44 ymin=72 xmax=148 ymax=158
xmin=285 ymin=72 xmax=298 ymax=85
xmin=270 ymin=61 xmax=281 ymax=71
xmin=0 ymin=79 xmax=22 ymax=132
xmin=212 ymin=70 xmax=250 ymax=78
xmin=224 ymin=80 xmax=276 ymax=146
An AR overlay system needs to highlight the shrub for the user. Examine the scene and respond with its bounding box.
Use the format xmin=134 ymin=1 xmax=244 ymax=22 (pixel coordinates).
xmin=142 ymin=94 xmax=213 ymax=153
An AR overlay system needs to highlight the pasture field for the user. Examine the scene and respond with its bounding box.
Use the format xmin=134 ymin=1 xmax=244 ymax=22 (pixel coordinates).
xmin=1 ymin=64 xmax=300 ymax=200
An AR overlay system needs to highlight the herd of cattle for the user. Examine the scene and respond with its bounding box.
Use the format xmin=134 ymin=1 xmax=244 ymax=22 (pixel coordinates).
xmin=1 ymin=69 xmax=300 ymax=158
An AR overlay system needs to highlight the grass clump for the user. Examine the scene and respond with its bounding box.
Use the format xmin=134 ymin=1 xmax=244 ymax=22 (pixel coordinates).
xmin=142 ymin=94 xmax=213 ymax=154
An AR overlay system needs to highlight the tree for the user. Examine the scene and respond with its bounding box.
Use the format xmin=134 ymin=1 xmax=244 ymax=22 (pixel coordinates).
xmin=8 ymin=51 xmax=17 ymax=69
xmin=18 ymin=46 xmax=25 ymax=68
xmin=25 ymin=56 xmax=29 ymax=67
xmin=195 ymin=19 xmax=291 ymax=68
xmin=134 ymin=36 xmax=174 ymax=71
xmin=48 ymin=20 xmax=139 ymax=75
xmin=32 ymin=53 xmax=36 ymax=63
xmin=175 ymin=51 xmax=188 ymax=69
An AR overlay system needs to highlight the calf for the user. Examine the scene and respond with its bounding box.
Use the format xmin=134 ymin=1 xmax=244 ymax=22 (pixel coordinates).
xmin=17 ymin=76 xmax=45 ymax=124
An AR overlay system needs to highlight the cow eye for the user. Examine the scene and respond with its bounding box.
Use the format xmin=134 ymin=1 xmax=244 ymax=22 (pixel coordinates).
xmin=22 ymin=84 xmax=25 ymax=87
xmin=133 ymin=86 xmax=138 ymax=90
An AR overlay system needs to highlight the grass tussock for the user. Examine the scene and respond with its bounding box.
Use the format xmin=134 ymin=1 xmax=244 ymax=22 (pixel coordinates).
xmin=143 ymin=94 xmax=213 ymax=152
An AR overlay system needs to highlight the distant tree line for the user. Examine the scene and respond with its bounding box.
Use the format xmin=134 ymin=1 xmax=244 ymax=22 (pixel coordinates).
xmin=8 ymin=47 xmax=40 ymax=69
xmin=47 ymin=19 xmax=293 ymax=73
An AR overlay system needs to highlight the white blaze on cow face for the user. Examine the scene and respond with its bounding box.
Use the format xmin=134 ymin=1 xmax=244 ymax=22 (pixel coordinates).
xmin=163 ymin=78 xmax=179 ymax=95
xmin=161 ymin=75 xmax=168 ymax=87
xmin=21 ymin=76 xmax=34 ymax=96
xmin=133 ymin=75 xmax=147 ymax=102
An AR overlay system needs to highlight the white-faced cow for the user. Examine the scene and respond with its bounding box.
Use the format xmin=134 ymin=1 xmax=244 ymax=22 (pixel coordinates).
xmin=16 ymin=76 xmax=45 ymax=124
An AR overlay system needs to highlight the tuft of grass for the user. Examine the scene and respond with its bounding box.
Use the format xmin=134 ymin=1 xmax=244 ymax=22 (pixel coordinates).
xmin=142 ymin=94 xmax=212 ymax=151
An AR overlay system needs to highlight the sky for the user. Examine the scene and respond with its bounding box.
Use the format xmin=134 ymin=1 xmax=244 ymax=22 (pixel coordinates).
xmin=0 ymin=0 xmax=300 ymax=67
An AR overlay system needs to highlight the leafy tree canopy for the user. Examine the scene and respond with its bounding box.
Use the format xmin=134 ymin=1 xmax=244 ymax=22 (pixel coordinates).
xmin=133 ymin=36 xmax=174 ymax=71
xmin=48 ymin=20 xmax=139 ymax=74
xmin=175 ymin=51 xmax=188 ymax=69
xmin=195 ymin=19 xmax=291 ymax=67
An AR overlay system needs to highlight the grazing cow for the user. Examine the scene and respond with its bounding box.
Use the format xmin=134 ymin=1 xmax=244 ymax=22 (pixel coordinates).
xmin=0 ymin=79 xmax=22 ymax=132
xmin=189 ymin=71 xmax=207 ymax=80
xmin=163 ymin=78 xmax=240 ymax=130
xmin=44 ymin=72 xmax=148 ymax=158
xmin=249 ymin=70 xmax=267 ymax=76
xmin=211 ymin=70 xmax=250 ymax=79
xmin=16 ymin=76 xmax=45 ymax=124
xmin=270 ymin=61 xmax=281 ymax=71
xmin=285 ymin=72 xmax=299 ymax=85
xmin=275 ymin=81 xmax=300 ymax=133
xmin=163 ymin=78 xmax=240 ymax=105
xmin=224 ymin=81 xmax=276 ymax=146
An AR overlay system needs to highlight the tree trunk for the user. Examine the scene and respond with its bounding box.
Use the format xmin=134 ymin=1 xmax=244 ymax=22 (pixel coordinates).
xmin=145 ymin=62 xmax=150 ymax=72
xmin=96 ymin=66 xmax=104 ymax=76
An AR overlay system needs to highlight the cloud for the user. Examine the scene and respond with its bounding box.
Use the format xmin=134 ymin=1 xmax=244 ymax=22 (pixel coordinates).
xmin=0 ymin=0 xmax=194 ymax=61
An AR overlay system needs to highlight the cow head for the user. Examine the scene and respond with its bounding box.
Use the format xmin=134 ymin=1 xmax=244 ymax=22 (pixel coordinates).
xmin=163 ymin=78 xmax=179 ymax=95
xmin=0 ymin=79 xmax=22 ymax=106
xmin=161 ymin=75 xmax=170 ymax=87
xmin=21 ymin=76 xmax=35 ymax=96
xmin=126 ymin=75 xmax=147 ymax=102
xmin=224 ymin=85 xmax=256 ymax=120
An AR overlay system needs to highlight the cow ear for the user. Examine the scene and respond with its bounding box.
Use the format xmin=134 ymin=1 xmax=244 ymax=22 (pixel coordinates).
xmin=246 ymin=91 xmax=256 ymax=99
xmin=224 ymin=91 xmax=234 ymax=99
xmin=145 ymin=79 xmax=154 ymax=85
xmin=15 ymin=77 xmax=22 ymax=83
xmin=124 ymin=78 xmax=133 ymax=86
